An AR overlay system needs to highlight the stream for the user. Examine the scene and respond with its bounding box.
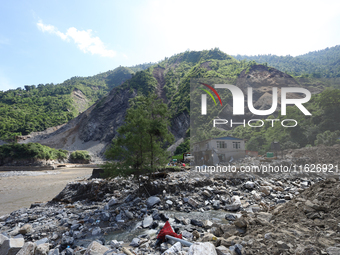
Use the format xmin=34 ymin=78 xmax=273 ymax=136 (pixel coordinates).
xmin=104 ymin=210 xmax=240 ymax=243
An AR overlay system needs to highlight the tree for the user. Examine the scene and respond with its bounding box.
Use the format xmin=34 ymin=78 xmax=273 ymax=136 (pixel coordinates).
xmin=102 ymin=94 xmax=174 ymax=185
xmin=314 ymin=130 xmax=340 ymax=146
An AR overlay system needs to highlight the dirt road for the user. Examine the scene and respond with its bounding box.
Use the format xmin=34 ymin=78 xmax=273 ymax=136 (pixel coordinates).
xmin=0 ymin=168 xmax=93 ymax=216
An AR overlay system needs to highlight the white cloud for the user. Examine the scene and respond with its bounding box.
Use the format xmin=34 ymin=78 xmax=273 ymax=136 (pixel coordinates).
xmin=37 ymin=20 xmax=116 ymax=57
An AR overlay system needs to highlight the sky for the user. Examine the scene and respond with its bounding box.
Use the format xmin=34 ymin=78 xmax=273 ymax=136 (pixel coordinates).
xmin=1 ymin=0 xmax=340 ymax=91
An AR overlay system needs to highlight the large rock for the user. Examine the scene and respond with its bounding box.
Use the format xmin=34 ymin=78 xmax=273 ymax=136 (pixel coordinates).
xmin=215 ymin=246 xmax=232 ymax=255
xmin=124 ymin=210 xmax=134 ymax=220
xmin=48 ymin=249 xmax=60 ymax=255
xmin=17 ymin=242 xmax=37 ymax=255
xmin=92 ymin=227 xmax=102 ymax=236
xmin=35 ymin=243 xmax=50 ymax=255
xmin=234 ymin=217 xmax=247 ymax=228
xmin=259 ymin=186 xmax=271 ymax=196
xmin=146 ymin=196 xmax=161 ymax=208
xmin=84 ymin=241 xmax=109 ymax=255
xmin=0 ymin=237 xmax=25 ymax=255
xmin=18 ymin=224 xmax=33 ymax=235
xmin=107 ymin=197 xmax=117 ymax=206
xmin=129 ymin=238 xmax=140 ymax=247
xmin=188 ymin=242 xmax=217 ymax=255
xmin=142 ymin=215 xmax=153 ymax=228
xmin=188 ymin=198 xmax=199 ymax=208
xmin=161 ymin=242 xmax=182 ymax=255
xmin=326 ymin=247 xmax=340 ymax=255
xmin=0 ymin=234 xmax=9 ymax=246
xmin=225 ymin=196 xmax=241 ymax=211
xmin=201 ymin=233 xmax=217 ymax=242
xmin=61 ymin=236 xmax=74 ymax=247
xmin=244 ymin=181 xmax=255 ymax=189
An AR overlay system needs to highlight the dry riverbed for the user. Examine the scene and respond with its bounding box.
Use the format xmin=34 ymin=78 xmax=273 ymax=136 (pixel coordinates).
xmin=0 ymin=168 xmax=93 ymax=216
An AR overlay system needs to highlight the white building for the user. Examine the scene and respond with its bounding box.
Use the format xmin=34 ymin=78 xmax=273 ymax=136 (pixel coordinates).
xmin=192 ymin=136 xmax=245 ymax=165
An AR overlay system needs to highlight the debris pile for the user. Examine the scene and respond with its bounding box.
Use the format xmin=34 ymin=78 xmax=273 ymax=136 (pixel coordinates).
xmin=0 ymin=169 xmax=340 ymax=254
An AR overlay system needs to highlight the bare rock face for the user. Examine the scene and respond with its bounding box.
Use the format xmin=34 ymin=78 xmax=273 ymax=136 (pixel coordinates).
xmin=71 ymin=88 xmax=90 ymax=114
xmin=236 ymin=64 xmax=299 ymax=89
xmin=170 ymin=111 xmax=190 ymax=141
xmin=22 ymin=87 xmax=137 ymax=160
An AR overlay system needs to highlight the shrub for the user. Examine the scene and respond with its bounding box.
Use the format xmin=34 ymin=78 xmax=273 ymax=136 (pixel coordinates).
xmin=0 ymin=143 xmax=68 ymax=163
xmin=69 ymin=150 xmax=91 ymax=163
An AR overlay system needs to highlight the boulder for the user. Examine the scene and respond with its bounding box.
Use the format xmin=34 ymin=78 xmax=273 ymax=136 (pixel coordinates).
xmin=0 ymin=234 xmax=9 ymax=246
xmin=188 ymin=242 xmax=217 ymax=255
xmin=124 ymin=210 xmax=134 ymax=220
xmin=19 ymin=224 xmax=33 ymax=235
xmin=92 ymin=227 xmax=102 ymax=236
xmin=188 ymin=198 xmax=199 ymax=208
xmin=48 ymin=249 xmax=60 ymax=255
xmin=17 ymin=242 xmax=37 ymax=255
xmin=225 ymin=196 xmax=241 ymax=211
xmin=129 ymin=238 xmax=140 ymax=247
xmin=225 ymin=214 xmax=236 ymax=221
xmin=190 ymin=219 xmax=203 ymax=227
xmin=146 ymin=196 xmax=161 ymax=208
xmin=326 ymin=247 xmax=340 ymax=255
xmin=201 ymin=233 xmax=217 ymax=242
xmin=203 ymin=220 xmax=213 ymax=229
xmin=0 ymin=237 xmax=25 ymax=255
xmin=259 ymin=186 xmax=271 ymax=196
xmin=244 ymin=181 xmax=255 ymax=189
xmin=234 ymin=217 xmax=247 ymax=228
xmin=161 ymin=242 xmax=182 ymax=255
xmin=142 ymin=215 xmax=153 ymax=228
xmin=84 ymin=241 xmax=109 ymax=255
xmin=107 ymin=197 xmax=117 ymax=206
xmin=216 ymin=245 xmax=231 ymax=255
xmin=35 ymin=243 xmax=50 ymax=255
xmin=35 ymin=238 xmax=49 ymax=246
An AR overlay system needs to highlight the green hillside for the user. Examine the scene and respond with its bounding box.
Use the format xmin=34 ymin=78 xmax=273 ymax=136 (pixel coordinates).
xmin=118 ymin=48 xmax=249 ymax=117
xmin=1 ymin=46 xmax=340 ymax=157
xmin=234 ymin=45 xmax=340 ymax=79
xmin=0 ymin=64 xmax=152 ymax=140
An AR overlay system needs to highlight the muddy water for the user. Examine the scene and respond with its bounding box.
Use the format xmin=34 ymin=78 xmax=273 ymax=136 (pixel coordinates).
xmin=0 ymin=168 xmax=93 ymax=216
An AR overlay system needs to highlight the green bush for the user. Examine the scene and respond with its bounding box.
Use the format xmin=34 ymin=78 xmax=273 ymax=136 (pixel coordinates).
xmin=0 ymin=143 xmax=68 ymax=161
xmin=69 ymin=150 xmax=91 ymax=163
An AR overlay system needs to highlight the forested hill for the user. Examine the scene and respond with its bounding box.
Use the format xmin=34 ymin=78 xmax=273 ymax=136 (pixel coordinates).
xmin=234 ymin=45 xmax=340 ymax=78
xmin=0 ymin=63 xmax=153 ymax=140
xmin=11 ymin=47 xmax=340 ymax=158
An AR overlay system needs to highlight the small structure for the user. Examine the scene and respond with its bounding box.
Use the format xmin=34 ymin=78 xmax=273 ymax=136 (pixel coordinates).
xmin=192 ymin=136 xmax=245 ymax=165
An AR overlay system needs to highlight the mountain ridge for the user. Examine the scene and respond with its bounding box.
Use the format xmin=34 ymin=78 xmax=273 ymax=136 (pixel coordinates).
xmin=1 ymin=47 xmax=339 ymax=160
xmin=234 ymin=45 xmax=340 ymax=78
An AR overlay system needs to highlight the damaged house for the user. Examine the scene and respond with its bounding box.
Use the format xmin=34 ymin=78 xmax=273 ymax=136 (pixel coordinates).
xmin=192 ymin=136 xmax=246 ymax=165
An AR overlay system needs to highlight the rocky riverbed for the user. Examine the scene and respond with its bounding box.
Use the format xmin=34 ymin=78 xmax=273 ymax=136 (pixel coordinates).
xmin=1 ymin=166 xmax=340 ymax=255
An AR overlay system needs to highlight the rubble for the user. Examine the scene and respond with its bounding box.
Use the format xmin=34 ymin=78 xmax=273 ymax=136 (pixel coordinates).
xmin=1 ymin=167 xmax=340 ymax=254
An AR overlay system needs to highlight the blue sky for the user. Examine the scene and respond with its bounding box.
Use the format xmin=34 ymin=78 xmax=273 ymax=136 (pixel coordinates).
xmin=1 ymin=0 xmax=340 ymax=91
